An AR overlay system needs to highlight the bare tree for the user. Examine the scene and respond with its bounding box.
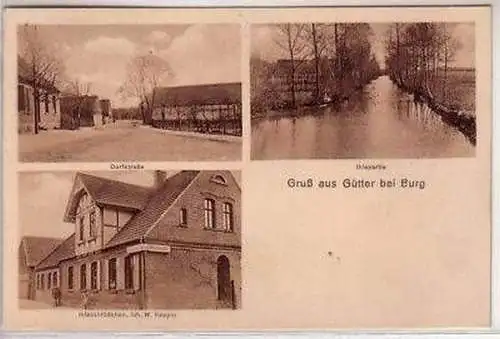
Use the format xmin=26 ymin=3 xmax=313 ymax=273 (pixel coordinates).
xmin=118 ymin=52 xmax=173 ymax=125
xmin=60 ymin=79 xmax=92 ymax=129
xmin=274 ymin=24 xmax=308 ymax=108
xmin=18 ymin=24 xmax=64 ymax=134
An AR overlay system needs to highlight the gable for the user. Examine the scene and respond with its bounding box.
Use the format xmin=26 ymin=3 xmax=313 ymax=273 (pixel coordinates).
xmin=64 ymin=173 xmax=152 ymax=223
xmin=144 ymin=170 xmax=241 ymax=248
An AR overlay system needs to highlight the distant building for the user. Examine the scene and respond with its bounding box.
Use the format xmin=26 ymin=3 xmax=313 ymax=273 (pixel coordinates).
xmin=31 ymin=170 xmax=241 ymax=310
xmin=151 ymin=83 xmax=242 ymax=136
xmin=17 ymin=57 xmax=61 ymax=134
xmin=19 ymin=236 xmax=63 ymax=300
xmin=99 ymin=99 xmax=111 ymax=124
xmin=60 ymin=95 xmax=101 ymax=130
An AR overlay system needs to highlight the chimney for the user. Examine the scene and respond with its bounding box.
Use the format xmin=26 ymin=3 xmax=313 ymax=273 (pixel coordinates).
xmin=153 ymin=171 xmax=167 ymax=189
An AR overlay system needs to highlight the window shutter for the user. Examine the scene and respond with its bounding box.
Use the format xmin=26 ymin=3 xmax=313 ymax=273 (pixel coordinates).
xmin=116 ymin=256 xmax=124 ymax=290
xmin=103 ymin=259 xmax=109 ymax=290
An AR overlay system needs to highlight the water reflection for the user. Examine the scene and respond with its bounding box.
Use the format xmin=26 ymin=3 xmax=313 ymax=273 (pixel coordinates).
xmin=251 ymin=75 xmax=474 ymax=159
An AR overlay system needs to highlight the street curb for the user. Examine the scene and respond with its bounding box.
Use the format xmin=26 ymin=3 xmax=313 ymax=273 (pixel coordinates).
xmin=140 ymin=125 xmax=242 ymax=143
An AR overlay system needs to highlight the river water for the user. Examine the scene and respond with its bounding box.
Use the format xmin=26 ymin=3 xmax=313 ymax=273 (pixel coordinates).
xmin=251 ymin=75 xmax=474 ymax=159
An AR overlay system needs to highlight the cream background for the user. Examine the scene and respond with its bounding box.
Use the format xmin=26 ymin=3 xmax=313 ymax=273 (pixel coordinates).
xmin=3 ymin=6 xmax=492 ymax=331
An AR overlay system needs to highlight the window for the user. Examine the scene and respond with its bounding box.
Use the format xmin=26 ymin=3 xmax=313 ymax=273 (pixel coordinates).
xmin=89 ymin=211 xmax=97 ymax=239
xmin=80 ymin=264 xmax=87 ymax=290
xmin=79 ymin=216 xmax=85 ymax=242
xmin=223 ymin=203 xmax=234 ymax=231
xmin=47 ymin=272 xmax=52 ymax=289
xmin=68 ymin=266 xmax=74 ymax=290
xmin=90 ymin=261 xmax=98 ymax=290
xmin=204 ymin=199 xmax=215 ymax=229
xmin=179 ymin=208 xmax=187 ymax=226
xmin=41 ymin=273 xmax=45 ymax=290
xmin=211 ymin=175 xmax=227 ymax=185
xmin=36 ymin=274 xmax=40 ymax=289
xmin=108 ymin=258 xmax=117 ymax=290
xmin=124 ymin=255 xmax=134 ymax=290
xmin=53 ymin=272 xmax=58 ymax=287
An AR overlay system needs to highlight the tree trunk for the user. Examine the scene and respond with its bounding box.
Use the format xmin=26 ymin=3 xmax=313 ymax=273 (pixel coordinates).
xmin=311 ymin=24 xmax=321 ymax=103
xmin=287 ymin=25 xmax=297 ymax=109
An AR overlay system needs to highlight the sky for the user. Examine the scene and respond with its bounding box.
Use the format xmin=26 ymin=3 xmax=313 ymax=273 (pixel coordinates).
xmin=251 ymin=23 xmax=475 ymax=69
xmin=19 ymin=171 xmax=242 ymax=239
xmin=23 ymin=24 xmax=241 ymax=108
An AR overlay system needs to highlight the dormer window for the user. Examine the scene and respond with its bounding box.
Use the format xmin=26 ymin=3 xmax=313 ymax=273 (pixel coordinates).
xmin=210 ymin=175 xmax=227 ymax=185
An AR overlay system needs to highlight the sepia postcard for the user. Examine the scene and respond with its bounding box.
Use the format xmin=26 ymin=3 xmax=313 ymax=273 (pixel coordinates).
xmin=2 ymin=6 xmax=492 ymax=332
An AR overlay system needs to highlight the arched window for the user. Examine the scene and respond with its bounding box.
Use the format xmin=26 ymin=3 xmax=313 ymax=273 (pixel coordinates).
xmin=80 ymin=264 xmax=87 ymax=290
xmin=211 ymin=175 xmax=227 ymax=185
xmin=90 ymin=261 xmax=98 ymax=290
xmin=217 ymin=255 xmax=231 ymax=303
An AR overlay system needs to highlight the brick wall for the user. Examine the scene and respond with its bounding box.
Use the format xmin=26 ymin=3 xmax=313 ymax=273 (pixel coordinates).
xmin=145 ymin=247 xmax=241 ymax=310
xmin=58 ymin=246 xmax=143 ymax=309
xmin=147 ymin=171 xmax=241 ymax=248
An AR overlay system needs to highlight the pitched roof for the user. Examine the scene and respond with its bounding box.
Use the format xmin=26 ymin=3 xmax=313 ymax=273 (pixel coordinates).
xmin=79 ymin=173 xmax=152 ymax=210
xmin=65 ymin=173 xmax=153 ymax=223
xmin=106 ymin=171 xmax=200 ymax=248
xmin=21 ymin=236 xmax=64 ymax=267
xmin=153 ymin=82 xmax=241 ymax=107
xmin=36 ymin=233 xmax=76 ymax=270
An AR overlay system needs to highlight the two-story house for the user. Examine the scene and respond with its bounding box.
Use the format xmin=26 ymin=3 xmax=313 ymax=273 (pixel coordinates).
xmin=33 ymin=170 xmax=241 ymax=310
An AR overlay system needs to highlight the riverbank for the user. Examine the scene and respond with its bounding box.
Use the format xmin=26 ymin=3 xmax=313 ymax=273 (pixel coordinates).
xmin=251 ymin=80 xmax=374 ymax=122
xmin=390 ymin=76 xmax=476 ymax=146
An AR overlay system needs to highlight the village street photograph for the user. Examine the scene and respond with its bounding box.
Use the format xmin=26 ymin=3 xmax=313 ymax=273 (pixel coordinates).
xmin=18 ymin=170 xmax=241 ymax=310
xmin=251 ymin=23 xmax=476 ymax=159
xmin=17 ymin=24 xmax=242 ymax=162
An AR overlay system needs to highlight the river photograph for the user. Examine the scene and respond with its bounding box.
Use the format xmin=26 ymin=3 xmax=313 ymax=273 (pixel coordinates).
xmin=250 ymin=23 xmax=476 ymax=160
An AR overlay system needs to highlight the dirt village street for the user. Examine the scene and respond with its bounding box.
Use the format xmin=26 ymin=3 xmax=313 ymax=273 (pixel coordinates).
xmin=19 ymin=121 xmax=241 ymax=162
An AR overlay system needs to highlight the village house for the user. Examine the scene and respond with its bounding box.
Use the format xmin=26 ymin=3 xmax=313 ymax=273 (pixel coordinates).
xmin=18 ymin=236 xmax=63 ymax=300
xmin=99 ymin=99 xmax=112 ymax=124
xmin=60 ymin=95 xmax=102 ymax=130
xmin=151 ymin=82 xmax=242 ymax=136
xmin=32 ymin=170 xmax=241 ymax=310
xmin=18 ymin=56 xmax=61 ymax=134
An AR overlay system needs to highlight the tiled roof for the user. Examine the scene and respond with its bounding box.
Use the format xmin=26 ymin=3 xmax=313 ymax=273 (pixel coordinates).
xmin=152 ymin=83 xmax=241 ymax=107
xmin=21 ymin=236 xmax=64 ymax=267
xmin=78 ymin=173 xmax=152 ymax=210
xmin=106 ymin=171 xmax=200 ymax=248
xmin=36 ymin=233 xmax=76 ymax=270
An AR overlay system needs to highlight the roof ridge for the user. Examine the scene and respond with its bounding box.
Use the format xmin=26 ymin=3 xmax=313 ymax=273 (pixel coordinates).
xmin=77 ymin=172 xmax=152 ymax=191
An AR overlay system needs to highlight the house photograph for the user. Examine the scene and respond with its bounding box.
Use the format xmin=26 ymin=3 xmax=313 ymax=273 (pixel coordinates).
xmin=17 ymin=23 xmax=242 ymax=162
xmin=18 ymin=170 xmax=241 ymax=310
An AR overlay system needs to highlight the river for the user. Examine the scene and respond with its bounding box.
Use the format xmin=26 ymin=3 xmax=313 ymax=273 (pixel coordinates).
xmin=251 ymin=75 xmax=475 ymax=159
